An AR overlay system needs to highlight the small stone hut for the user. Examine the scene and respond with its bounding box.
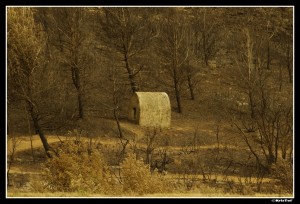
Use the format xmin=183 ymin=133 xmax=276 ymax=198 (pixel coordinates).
xmin=128 ymin=92 xmax=171 ymax=128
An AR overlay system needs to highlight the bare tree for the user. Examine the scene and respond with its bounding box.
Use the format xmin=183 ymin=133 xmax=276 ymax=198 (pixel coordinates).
xmin=145 ymin=128 xmax=160 ymax=165
xmin=233 ymin=27 xmax=293 ymax=167
xmin=285 ymin=43 xmax=293 ymax=83
xmin=184 ymin=25 xmax=200 ymax=100
xmin=99 ymin=58 xmax=130 ymax=162
xmin=158 ymin=8 xmax=190 ymax=113
xmin=279 ymin=8 xmax=293 ymax=83
xmin=235 ymin=28 xmax=258 ymax=123
xmin=192 ymin=8 xmax=222 ymax=67
xmin=257 ymin=8 xmax=278 ymax=70
xmin=7 ymin=135 xmax=22 ymax=186
xmin=110 ymin=67 xmax=129 ymax=161
xmin=7 ymin=8 xmax=55 ymax=157
xmin=97 ymin=8 xmax=158 ymax=92
xmin=49 ymin=8 xmax=91 ymax=119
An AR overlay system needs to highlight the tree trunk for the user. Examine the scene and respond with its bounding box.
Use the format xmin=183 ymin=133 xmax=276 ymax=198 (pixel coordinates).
xmin=248 ymin=89 xmax=255 ymax=119
xmin=173 ymin=33 xmax=182 ymax=113
xmin=71 ymin=65 xmax=84 ymax=119
xmin=187 ymin=74 xmax=195 ymax=100
xmin=267 ymin=40 xmax=271 ymax=70
xmin=77 ymin=90 xmax=84 ymax=119
xmin=113 ymin=109 xmax=123 ymax=139
xmin=174 ymin=81 xmax=182 ymax=113
xmin=28 ymin=102 xmax=53 ymax=158
xmin=286 ymin=44 xmax=292 ymax=83
xmin=173 ymin=65 xmax=182 ymax=113
xmin=279 ymin=65 xmax=283 ymax=91
xmin=203 ymin=33 xmax=209 ymax=67
xmin=267 ymin=145 xmax=276 ymax=165
xmin=24 ymin=103 xmax=35 ymax=161
xmin=202 ymin=10 xmax=209 ymax=67
xmin=186 ymin=61 xmax=195 ymax=100
xmin=275 ymin=126 xmax=279 ymax=162
xmin=34 ymin=120 xmax=52 ymax=158
xmin=124 ymin=53 xmax=139 ymax=92
xmin=26 ymin=74 xmax=54 ymax=158
xmin=75 ymin=66 xmax=84 ymax=119
xmin=113 ymin=108 xmax=128 ymax=161
xmin=282 ymin=146 xmax=287 ymax=160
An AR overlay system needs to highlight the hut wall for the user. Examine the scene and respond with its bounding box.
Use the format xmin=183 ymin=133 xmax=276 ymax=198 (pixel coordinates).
xmin=128 ymin=92 xmax=171 ymax=128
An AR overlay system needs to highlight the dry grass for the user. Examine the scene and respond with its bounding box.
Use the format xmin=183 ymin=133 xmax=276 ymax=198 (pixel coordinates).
xmin=7 ymin=190 xmax=292 ymax=198
xmin=6 ymin=114 xmax=293 ymax=198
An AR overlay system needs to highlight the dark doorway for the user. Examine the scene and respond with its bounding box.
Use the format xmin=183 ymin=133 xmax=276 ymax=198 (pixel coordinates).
xmin=133 ymin=107 xmax=137 ymax=120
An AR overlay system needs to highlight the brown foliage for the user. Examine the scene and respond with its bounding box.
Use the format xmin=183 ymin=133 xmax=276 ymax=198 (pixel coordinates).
xmin=44 ymin=141 xmax=119 ymax=194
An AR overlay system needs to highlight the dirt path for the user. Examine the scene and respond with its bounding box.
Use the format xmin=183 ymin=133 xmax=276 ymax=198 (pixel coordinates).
xmin=7 ymin=116 xmax=240 ymax=155
xmin=7 ymin=116 xmax=244 ymax=168
xmin=7 ymin=134 xmax=244 ymax=159
xmin=7 ymin=135 xmax=124 ymax=155
xmin=7 ymin=135 xmax=62 ymax=154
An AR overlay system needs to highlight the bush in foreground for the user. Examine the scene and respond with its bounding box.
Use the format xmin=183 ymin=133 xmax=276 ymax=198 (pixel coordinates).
xmin=44 ymin=141 xmax=119 ymax=194
xmin=120 ymin=153 xmax=169 ymax=195
xmin=44 ymin=142 xmax=169 ymax=195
